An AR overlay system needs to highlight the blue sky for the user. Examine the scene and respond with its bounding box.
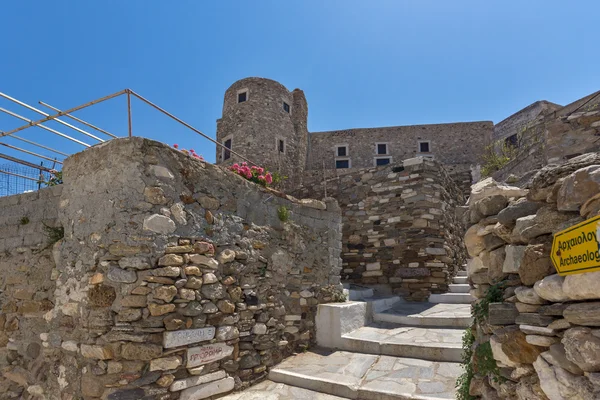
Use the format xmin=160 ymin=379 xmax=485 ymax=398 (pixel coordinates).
xmin=0 ymin=0 xmax=598 ymax=170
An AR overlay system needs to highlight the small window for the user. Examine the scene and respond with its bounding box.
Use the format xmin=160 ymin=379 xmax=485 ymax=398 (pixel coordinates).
xmin=376 ymin=158 xmax=390 ymax=166
xmin=283 ymin=102 xmax=290 ymax=113
xmin=337 ymin=146 xmax=347 ymax=157
xmin=336 ymin=159 xmax=350 ymax=169
xmin=223 ymin=138 xmax=232 ymax=160
xmin=419 ymin=141 xmax=430 ymax=153
xmin=505 ymin=134 xmax=518 ymax=148
xmin=238 ymin=91 xmax=247 ymax=103
xmin=278 ymin=139 xmax=285 ymax=153
xmin=377 ymin=143 xmax=388 ymax=155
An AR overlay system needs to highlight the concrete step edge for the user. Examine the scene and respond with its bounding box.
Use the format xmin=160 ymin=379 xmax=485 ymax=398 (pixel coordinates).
xmin=373 ymin=312 xmax=473 ymax=328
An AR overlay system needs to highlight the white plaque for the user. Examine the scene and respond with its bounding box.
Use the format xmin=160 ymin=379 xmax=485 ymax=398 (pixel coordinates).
xmin=187 ymin=343 xmax=234 ymax=368
xmin=163 ymin=327 xmax=216 ymax=349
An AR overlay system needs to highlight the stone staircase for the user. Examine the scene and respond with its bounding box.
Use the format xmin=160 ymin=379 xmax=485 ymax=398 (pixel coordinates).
xmin=428 ymin=270 xmax=475 ymax=304
xmin=234 ymin=272 xmax=475 ymax=400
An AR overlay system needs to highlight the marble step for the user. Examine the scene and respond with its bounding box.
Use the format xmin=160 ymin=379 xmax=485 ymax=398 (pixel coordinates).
xmin=448 ymin=283 xmax=470 ymax=293
xmin=429 ymin=292 xmax=475 ymax=304
xmin=453 ymin=276 xmax=468 ymax=284
xmin=339 ymin=324 xmax=463 ymax=362
xmin=269 ymin=349 xmax=461 ymax=400
xmin=346 ymin=287 xmax=374 ymax=301
xmin=456 ymin=270 xmax=467 ymax=277
xmin=373 ymin=302 xmax=472 ymax=328
xmin=219 ymin=379 xmax=348 ymax=400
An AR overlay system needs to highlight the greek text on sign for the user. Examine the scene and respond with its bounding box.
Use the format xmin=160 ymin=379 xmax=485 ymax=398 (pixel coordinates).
xmin=163 ymin=327 xmax=216 ymax=349
xmin=551 ymin=215 xmax=600 ymax=276
xmin=187 ymin=343 xmax=234 ymax=368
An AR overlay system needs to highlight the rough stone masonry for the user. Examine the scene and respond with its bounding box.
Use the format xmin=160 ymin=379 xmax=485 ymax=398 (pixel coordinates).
xmin=0 ymin=137 xmax=343 ymax=399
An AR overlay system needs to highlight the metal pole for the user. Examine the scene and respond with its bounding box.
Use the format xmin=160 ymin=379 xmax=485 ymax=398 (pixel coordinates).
xmin=127 ymin=90 xmax=133 ymax=138
xmin=0 ymin=92 xmax=104 ymax=142
xmin=0 ymin=89 xmax=127 ymax=138
xmin=0 ymin=153 xmax=54 ymax=172
xmin=4 ymin=133 xmax=69 ymax=157
xmin=0 ymin=169 xmax=44 ymax=182
xmin=39 ymin=101 xmax=118 ymax=138
xmin=0 ymin=107 xmax=91 ymax=147
xmin=0 ymin=142 xmax=63 ymax=164
xmin=128 ymin=90 xmax=259 ymax=167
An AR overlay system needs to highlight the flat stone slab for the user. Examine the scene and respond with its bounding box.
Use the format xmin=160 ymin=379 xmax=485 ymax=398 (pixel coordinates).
xmin=341 ymin=324 xmax=463 ymax=362
xmin=219 ymin=380 xmax=348 ymax=400
xmin=377 ymin=302 xmax=471 ymax=318
xmin=269 ymin=349 xmax=460 ymax=399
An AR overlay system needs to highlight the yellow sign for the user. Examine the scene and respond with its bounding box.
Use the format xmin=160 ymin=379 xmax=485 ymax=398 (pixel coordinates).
xmin=552 ymin=215 xmax=600 ymax=276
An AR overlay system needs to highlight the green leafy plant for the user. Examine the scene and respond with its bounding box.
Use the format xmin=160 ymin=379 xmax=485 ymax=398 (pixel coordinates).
xmin=230 ymin=162 xmax=273 ymax=186
xmin=474 ymin=341 xmax=503 ymax=383
xmin=472 ymin=282 xmax=504 ymax=325
xmin=481 ymin=142 xmax=519 ymax=177
xmin=277 ymin=206 xmax=290 ymax=222
xmin=456 ymin=328 xmax=476 ymax=400
xmin=46 ymin=170 xmax=63 ymax=186
xmin=20 ymin=216 xmax=30 ymax=225
xmin=43 ymin=223 xmax=64 ymax=246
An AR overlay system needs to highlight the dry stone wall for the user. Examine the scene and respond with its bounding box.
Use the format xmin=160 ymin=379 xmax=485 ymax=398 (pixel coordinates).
xmin=295 ymin=158 xmax=467 ymax=301
xmin=461 ymin=152 xmax=600 ymax=399
xmin=0 ymin=137 xmax=343 ymax=400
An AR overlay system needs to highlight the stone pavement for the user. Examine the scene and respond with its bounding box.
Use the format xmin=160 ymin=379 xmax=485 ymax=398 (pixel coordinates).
xmin=219 ymin=379 xmax=348 ymax=400
xmin=268 ymin=349 xmax=461 ymax=399
xmin=374 ymin=302 xmax=472 ymax=328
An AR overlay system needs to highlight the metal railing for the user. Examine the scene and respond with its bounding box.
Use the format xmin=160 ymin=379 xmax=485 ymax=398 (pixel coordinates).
xmin=0 ymin=88 xmax=257 ymax=195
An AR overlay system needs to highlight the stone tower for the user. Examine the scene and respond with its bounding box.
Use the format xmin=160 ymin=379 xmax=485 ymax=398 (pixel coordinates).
xmin=216 ymin=77 xmax=308 ymax=188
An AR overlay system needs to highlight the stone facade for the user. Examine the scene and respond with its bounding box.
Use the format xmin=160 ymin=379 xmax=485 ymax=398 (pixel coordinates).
xmin=294 ymin=157 xmax=467 ymax=301
xmin=492 ymin=100 xmax=561 ymax=143
xmin=460 ymin=153 xmax=600 ymax=399
xmin=0 ymin=137 xmax=343 ymax=399
xmin=216 ymin=77 xmax=493 ymax=190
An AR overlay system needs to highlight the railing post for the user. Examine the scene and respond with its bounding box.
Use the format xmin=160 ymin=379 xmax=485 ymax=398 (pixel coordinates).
xmin=127 ymin=90 xmax=133 ymax=138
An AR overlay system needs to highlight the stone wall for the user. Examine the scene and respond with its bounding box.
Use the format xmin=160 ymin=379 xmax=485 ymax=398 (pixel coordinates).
xmin=306 ymin=121 xmax=493 ymax=171
xmin=0 ymin=137 xmax=343 ymax=399
xmin=0 ymin=186 xmax=63 ymax=398
xmin=295 ymin=157 xmax=467 ymax=301
xmin=460 ymin=152 xmax=600 ymax=399
xmin=493 ymin=100 xmax=561 ymax=143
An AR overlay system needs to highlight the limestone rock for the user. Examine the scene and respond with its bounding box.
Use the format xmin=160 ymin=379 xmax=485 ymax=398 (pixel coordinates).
xmin=469 ymin=177 xmax=528 ymax=205
xmin=201 ymin=283 xmax=225 ymax=300
xmin=185 ymin=276 xmax=203 ymax=289
xmin=470 ymin=269 xmax=490 ymax=285
xmin=216 ymin=326 xmax=239 ymax=341
xmin=477 ymin=195 xmax=509 ymax=217
xmin=143 ymin=214 xmax=176 ymax=234
xmin=498 ymin=198 xmax=544 ymax=227
xmin=487 ymin=246 xmax=507 ymax=284
xmin=203 ymin=273 xmax=218 ymax=284
xmin=153 ymin=266 xmax=181 ymax=277
xmin=118 ymin=257 xmax=151 ymax=270
xmin=149 ymin=356 xmax=181 ymax=371
xmin=484 ymin=234 xmax=505 ymax=252
xmin=557 ymin=165 xmax=600 ymax=211
xmin=503 ymin=245 xmax=526 ymax=274
xmin=217 ymin=299 xmax=235 ymax=314
xmin=527 ymin=335 xmax=560 ymax=347
xmin=107 ymin=267 xmax=137 ymax=284
xmin=515 ymin=374 xmax=549 ymax=400
xmin=490 ymin=325 xmax=544 ymax=367
xmin=170 ymin=202 xmax=187 ymax=225
xmin=563 ymin=271 xmax=600 ymax=300
xmin=515 ymin=286 xmax=547 ymax=305
xmin=467 ymin=256 xmax=485 ymax=275
xmin=148 ymin=303 xmax=176 ymax=316
xmin=519 ymin=244 xmax=554 ymax=286
xmin=121 ymin=343 xmax=162 ymax=361
xmin=217 ymin=249 xmax=236 ymax=264
xmin=144 ymin=186 xmax=167 ymax=205
xmin=534 ymin=274 xmax=569 ymax=302
xmin=153 ymin=286 xmax=178 ymax=302
xmin=580 ymin=193 xmax=600 ymax=218
xmin=493 ymin=222 xmax=514 ymax=243
xmin=513 ymin=207 xmax=573 ymax=242
xmin=541 ymin=343 xmax=583 ymax=375
xmin=80 ymin=344 xmax=113 ymax=360
xmin=189 ymin=254 xmax=219 ymax=269
xmin=158 ymin=254 xmax=184 ymax=266
xmin=562 ymin=327 xmax=600 ymax=372
xmin=533 ymin=356 xmax=595 ymax=400
xmin=529 ymin=152 xmax=600 ymax=201
xmin=465 ymin=224 xmax=486 ymax=257
xmin=564 ymin=302 xmax=600 ymax=326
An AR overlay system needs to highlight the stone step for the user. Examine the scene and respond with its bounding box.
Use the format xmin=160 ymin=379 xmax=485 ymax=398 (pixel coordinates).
xmin=339 ymin=324 xmax=463 ymax=362
xmin=456 ymin=270 xmax=468 ymax=277
xmin=346 ymin=287 xmax=374 ymax=301
xmin=428 ymin=293 xmax=475 ymax=304
xmin=453 ymin=276 xmax=468 ymax=284
xmin=369 ymin=296 xmax=402 ymax=313
xmin=448 ymin=283 xmax=470 ymax=293
xmin=269 ymin=349 xmax=461 ymax=400
xmin=219 ymin=379 xmax=348 ymax=399
xmin=373 ymin=302 xmax=472 ymax=328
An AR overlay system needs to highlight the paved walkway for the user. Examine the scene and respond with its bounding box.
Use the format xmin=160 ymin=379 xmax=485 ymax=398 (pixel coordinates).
xmin=269 ymin=349 xmax=461 ymax=399
xmin=378 ymin=302 xmax=471 ymax=319
xmin=219 ymin=379 xmax=348 ymax=399
xmin=344 ymin=324 xmax=463 ymax=347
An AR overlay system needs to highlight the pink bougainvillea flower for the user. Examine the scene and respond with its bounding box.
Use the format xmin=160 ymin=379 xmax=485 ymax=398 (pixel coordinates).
xmin=258 ymin=175 xmax=265 ymax=180
xmin=257 ymin=167 xmax=264 ymax=174
xmin=265 ymin=173 xmax=273 ymax=184
xmin=173 ymin=144 xmax=179 ymax=149
xmin=232 ymin=163 xmax=239 ymax=169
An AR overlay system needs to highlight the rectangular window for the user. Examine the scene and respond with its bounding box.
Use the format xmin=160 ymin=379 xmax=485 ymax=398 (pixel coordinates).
xmin=377 ymin=143 xmax=388 ymax=155
xmin=337 ymin=146 xmax=347 ymax=157
xmin=238 ymin=91 xmax=247 ymax=103
xmin=505 ymin=134 xmax=518 ymax=148
xmin=283 ymin=102 xmax=290 ymax=113
xmin=223 ymin=138 xmax=232 ymax=160
xmin=376 ymin=158 xmax=390 ymax=166
xmin=419 ymin=141 xmax=430 ymax=153
xmin=278 ymin=139 xmax=285 ymax=153
xmin=335 ymin=159 xmax=350 ymax=169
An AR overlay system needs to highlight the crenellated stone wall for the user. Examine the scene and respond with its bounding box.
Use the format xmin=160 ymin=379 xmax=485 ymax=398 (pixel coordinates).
xmin=295 ymin=158 xmax=467 ymax=301
xmin=0 ymin=137 xmax=343 ymax=399
xmin=461 ymin=152 xmax=600 ymax=399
